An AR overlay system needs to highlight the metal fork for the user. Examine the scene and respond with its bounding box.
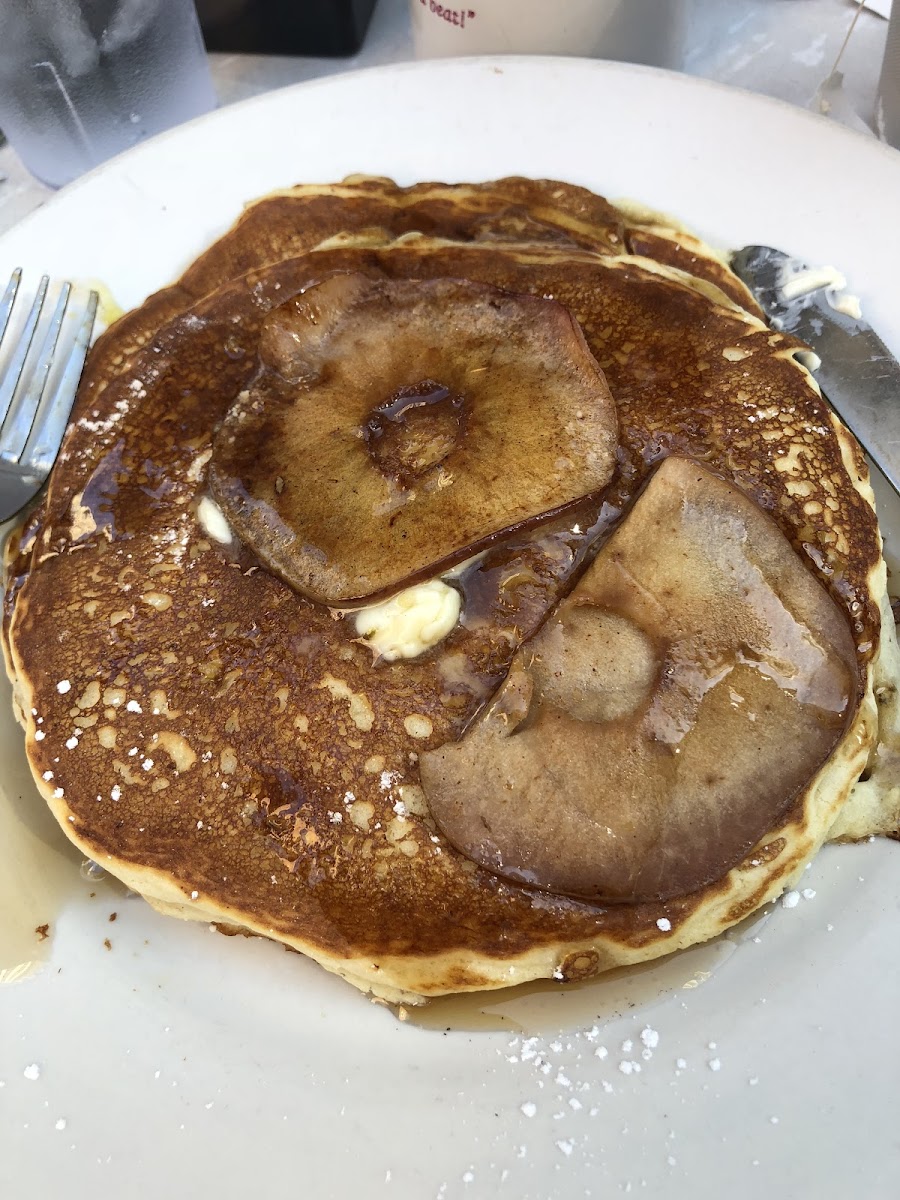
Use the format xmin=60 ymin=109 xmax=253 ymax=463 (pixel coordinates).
xmin=0 ymin=269 xmax=98 ymax=522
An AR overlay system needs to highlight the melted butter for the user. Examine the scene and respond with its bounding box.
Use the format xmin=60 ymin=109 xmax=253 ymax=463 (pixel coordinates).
xmin=794 ymin=349 xmax=822 ymax=373
xmin=401 ymin=909 xmax=771 ymax=1034
xmin=780 ymin=264 xmax=847 ymax=301
xmin=354 ymin=579 xmax=461 ymax=661
xmin=827 ymin=290 xmax=863 ymax=321
xmin=196 ymin=495 xmax=234 ymax=544
xmin=777 ymin=259 xmax=863 ymax=323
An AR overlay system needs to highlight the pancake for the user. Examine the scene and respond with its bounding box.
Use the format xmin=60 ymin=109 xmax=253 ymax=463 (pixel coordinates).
xmin=74 ymin=176 xmax=762 ymax=401
xmin=3 ymin=178 xmax=899 ymax=1005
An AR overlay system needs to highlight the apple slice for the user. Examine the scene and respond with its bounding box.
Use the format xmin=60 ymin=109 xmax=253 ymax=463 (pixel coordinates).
xmin=419 ymin=456 xmax=859 ymax=903
xmin=208 ymin=273 xmax=617 ymax=605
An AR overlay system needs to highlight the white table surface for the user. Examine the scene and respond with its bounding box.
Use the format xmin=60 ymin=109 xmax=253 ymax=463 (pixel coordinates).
xmin=0 ymin=0 xmax=893 ymax=236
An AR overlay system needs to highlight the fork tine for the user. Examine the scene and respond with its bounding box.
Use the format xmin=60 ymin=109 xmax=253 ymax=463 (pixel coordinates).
xmin=0 ymin=275 xmax=49 ymax=446
xmin=24 ymin=288 xmax=99 ymax=473
xmin=0 ymin=269 xmax=22 ymax=347
xmin=1 ymin=282 xmax=72 ymax=461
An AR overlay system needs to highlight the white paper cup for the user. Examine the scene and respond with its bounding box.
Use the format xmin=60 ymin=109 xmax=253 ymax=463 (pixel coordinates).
xmin=409 ymin=0 xmax=686 ymax=69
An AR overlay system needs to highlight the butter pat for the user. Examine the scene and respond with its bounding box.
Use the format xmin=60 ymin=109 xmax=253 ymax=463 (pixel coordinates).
xmin=354 ymin=580 xmax=461 ymax=661
xmin=778 ymin=260 xmax=863 ymax=321
xmin=827 ymin=290 xmax=863 ymax=320
xmin=780 ymin=264 xmax=847 ymax=302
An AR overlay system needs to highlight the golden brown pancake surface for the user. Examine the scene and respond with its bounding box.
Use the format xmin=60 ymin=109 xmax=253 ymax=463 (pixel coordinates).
xmin=76 ymin=176 xmax=762 ymax=407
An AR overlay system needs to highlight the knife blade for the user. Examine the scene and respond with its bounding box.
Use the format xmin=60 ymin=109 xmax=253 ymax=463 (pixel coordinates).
xmin=731 ymin=245 xmax=900 ymax=499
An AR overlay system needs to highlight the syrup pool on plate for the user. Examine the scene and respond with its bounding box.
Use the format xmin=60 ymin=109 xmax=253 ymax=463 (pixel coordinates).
xmin=0 ymin=665 xmax=120 ymax=985
xmin=400 ymin=906 xmax=772 ymax=1036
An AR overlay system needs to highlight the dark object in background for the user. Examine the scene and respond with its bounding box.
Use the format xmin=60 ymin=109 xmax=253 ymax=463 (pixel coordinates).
xmin=197 ymin=0 xmax=378 ymax=57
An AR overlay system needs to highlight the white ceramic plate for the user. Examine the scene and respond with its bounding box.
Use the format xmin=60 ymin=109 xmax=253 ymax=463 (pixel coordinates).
xmin=2 ymin=58 xmax=899 ymax=1200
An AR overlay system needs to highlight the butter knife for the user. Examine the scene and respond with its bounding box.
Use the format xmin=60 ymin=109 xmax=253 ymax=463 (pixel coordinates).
xmin=731 ymin=245 xmax=900 ymax=499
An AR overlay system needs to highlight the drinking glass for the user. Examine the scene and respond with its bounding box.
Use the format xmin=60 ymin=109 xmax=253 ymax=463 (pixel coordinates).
xmin=0 ymin=0 xmax=217 ymax=188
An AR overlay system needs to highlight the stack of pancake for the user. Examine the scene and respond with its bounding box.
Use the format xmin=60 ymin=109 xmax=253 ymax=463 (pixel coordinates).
xmin=3 ymin=177 xmax=899 ymax=1003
